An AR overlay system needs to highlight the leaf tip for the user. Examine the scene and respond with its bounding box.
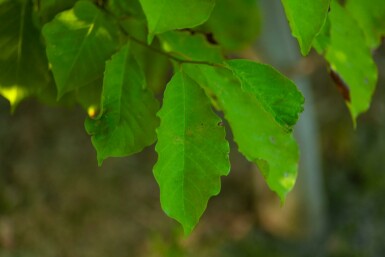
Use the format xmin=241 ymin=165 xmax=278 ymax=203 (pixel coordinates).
xmin=0 ymin=86 xmax=26 ymax=111
xmin=347 ymin=102 xmax=360 ymax=129
xmin=349 ymin=110 xmax=358 ymax=130
xmin=97 ymin=155 xmax=105 ymax=167
xmin=147 ymin=33 xmax=155 ymax=45
xmin=56 ymin=90 xmax=65 ymax=101
xmin=181 ymin=222 xmax=195 ymax=236
xmin=300 ymin=45 xmax=311 ymax=56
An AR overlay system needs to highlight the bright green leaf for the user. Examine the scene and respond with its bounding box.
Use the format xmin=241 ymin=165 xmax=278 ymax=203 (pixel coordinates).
xmin=43 ymin=1 xmax=120 ymax=98
xmin=312 ymin=17 xmax=331 ymax=54
xmin=85 ymin=44 xmax=159 ymax=165
xmin=0 ymin=0 xmax=50 ymax=109
xmin=281 ymin=0 xmax=330 ymax=55
xmin=205 ymin=0 xmax=260 ymax=50
xmin=139 ymin=0 xmax=215 ymax=42
xmin=227 ymin=60 xmax=304 ymax=131
xmin=154 ymin=71 xmax=230 ymax=234
xmin=159 ymin=31 xmax=224 ymax=63
xmin=185 ymin=64 xmax=301 ymax=201
xmin=323 ymin=0 xmax=378 ymax=122
xmin=346 ymin=0 xmax=385 ymax=49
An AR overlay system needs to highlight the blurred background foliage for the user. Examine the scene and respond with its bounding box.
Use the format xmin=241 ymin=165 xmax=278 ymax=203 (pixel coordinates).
xmin=1 ymin=0 xmax=385 ymax=256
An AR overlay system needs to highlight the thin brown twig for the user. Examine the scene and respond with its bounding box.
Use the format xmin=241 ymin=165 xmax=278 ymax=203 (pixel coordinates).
xmin=101 ymin=5 xmax=226 ymax=68
xmin=125 ymin=33 xmax=225 ymax=68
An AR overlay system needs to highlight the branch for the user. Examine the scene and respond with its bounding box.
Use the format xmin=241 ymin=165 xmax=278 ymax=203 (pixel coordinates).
xmin=125 ymin=33 xmax=225 ymax=68
xmin=100 ymin=5 xmax=226 ymax=68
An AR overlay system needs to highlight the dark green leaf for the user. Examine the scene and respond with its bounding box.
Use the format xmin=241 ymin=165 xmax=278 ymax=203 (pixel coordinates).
xmin=106 ymin=0 xmax=145 ymax=20
xmin=0 ymin=0 xmax=50 ymax=109
xmin=154 ymin=70 xmax=230 ymax=234
xmin=75 ymin=81 xmax=102 ymax=111
xmin=85 ymin=44 xmax=159 ymax=165
xmin=43 ymin=1 xmax=120 ymax=98
xmin=119 ymin=18 xmax=171 ymax=94
xmin=38 ymin=0 xmax=78 ymax=23
xmin=205 ymin=0 xmax=260 ymax=50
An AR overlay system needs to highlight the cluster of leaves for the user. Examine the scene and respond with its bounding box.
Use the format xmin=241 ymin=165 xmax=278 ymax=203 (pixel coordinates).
xmin=0 ymin=0 xmax=384 ymax=234
xmin=283 ymin=0 xmax=384 ymax=123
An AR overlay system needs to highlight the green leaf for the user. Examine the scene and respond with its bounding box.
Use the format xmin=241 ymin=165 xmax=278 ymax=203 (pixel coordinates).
xmin=85 ymin=44 xmax=159 ymax=165
xmin=106 ymin=0 xmax=145 ymax=20
xmin=134 ymin=45 xmax=171 ymax=94
xmin=119 ymin=18 xmax=171 ymax=94
xmin=75 ymin=81 xmax=102 ymax=111
xmin=312 ymin=17 xmax=331 ymax=54
xmin=139 ymin=0 xmax=215 ymax=42
xmin=42 ymin=1 xmax=120 ymax=98
xmin=346 ymin=0 xmax=385 ymax=49
xmin=36 ymin=80 xmax=77 ymax=107
xmin=185 ymin=64 xmax=301 ymax=201
xmin=322 ymin=0 xmax=378 ymax=122
xmin=0 ymin=0 xmax=50 ymax=109
xmin=227 ymin=60 xmax=303 ymax=131
xmin=205 ymin=0 xmax=260 ymax=50
xmin=159 ymin=31 xmax=224 ymax=63
xmin=281 ymin=0 xmax=330 ymax=55
xmin=154 ymin=71 xmax=230 ymax=234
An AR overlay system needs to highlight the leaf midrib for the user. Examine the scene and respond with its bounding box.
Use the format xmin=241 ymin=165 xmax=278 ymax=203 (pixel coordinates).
xmin=181 ymin=72 xmax=187 ymax=219
xmin=64 ymin=12 xmax=99 ymax=91
xmin=151 ymin=0 xmax=167 ymax=34
xmin=117 ymin=47 xmax=128 ymax=125
xmin=15 ymin=1 xmax=27 ymax=81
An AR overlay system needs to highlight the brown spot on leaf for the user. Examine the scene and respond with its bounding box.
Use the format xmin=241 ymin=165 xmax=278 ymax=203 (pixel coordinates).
xmin=330 ymin=70 xmax=351 ymax=102
xmin=205 ymin=33 xmax=218 ymax=45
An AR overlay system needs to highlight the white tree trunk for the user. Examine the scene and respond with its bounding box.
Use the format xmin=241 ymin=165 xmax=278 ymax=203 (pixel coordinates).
xmin=253 ymin=0 xmax=327 ymax=240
